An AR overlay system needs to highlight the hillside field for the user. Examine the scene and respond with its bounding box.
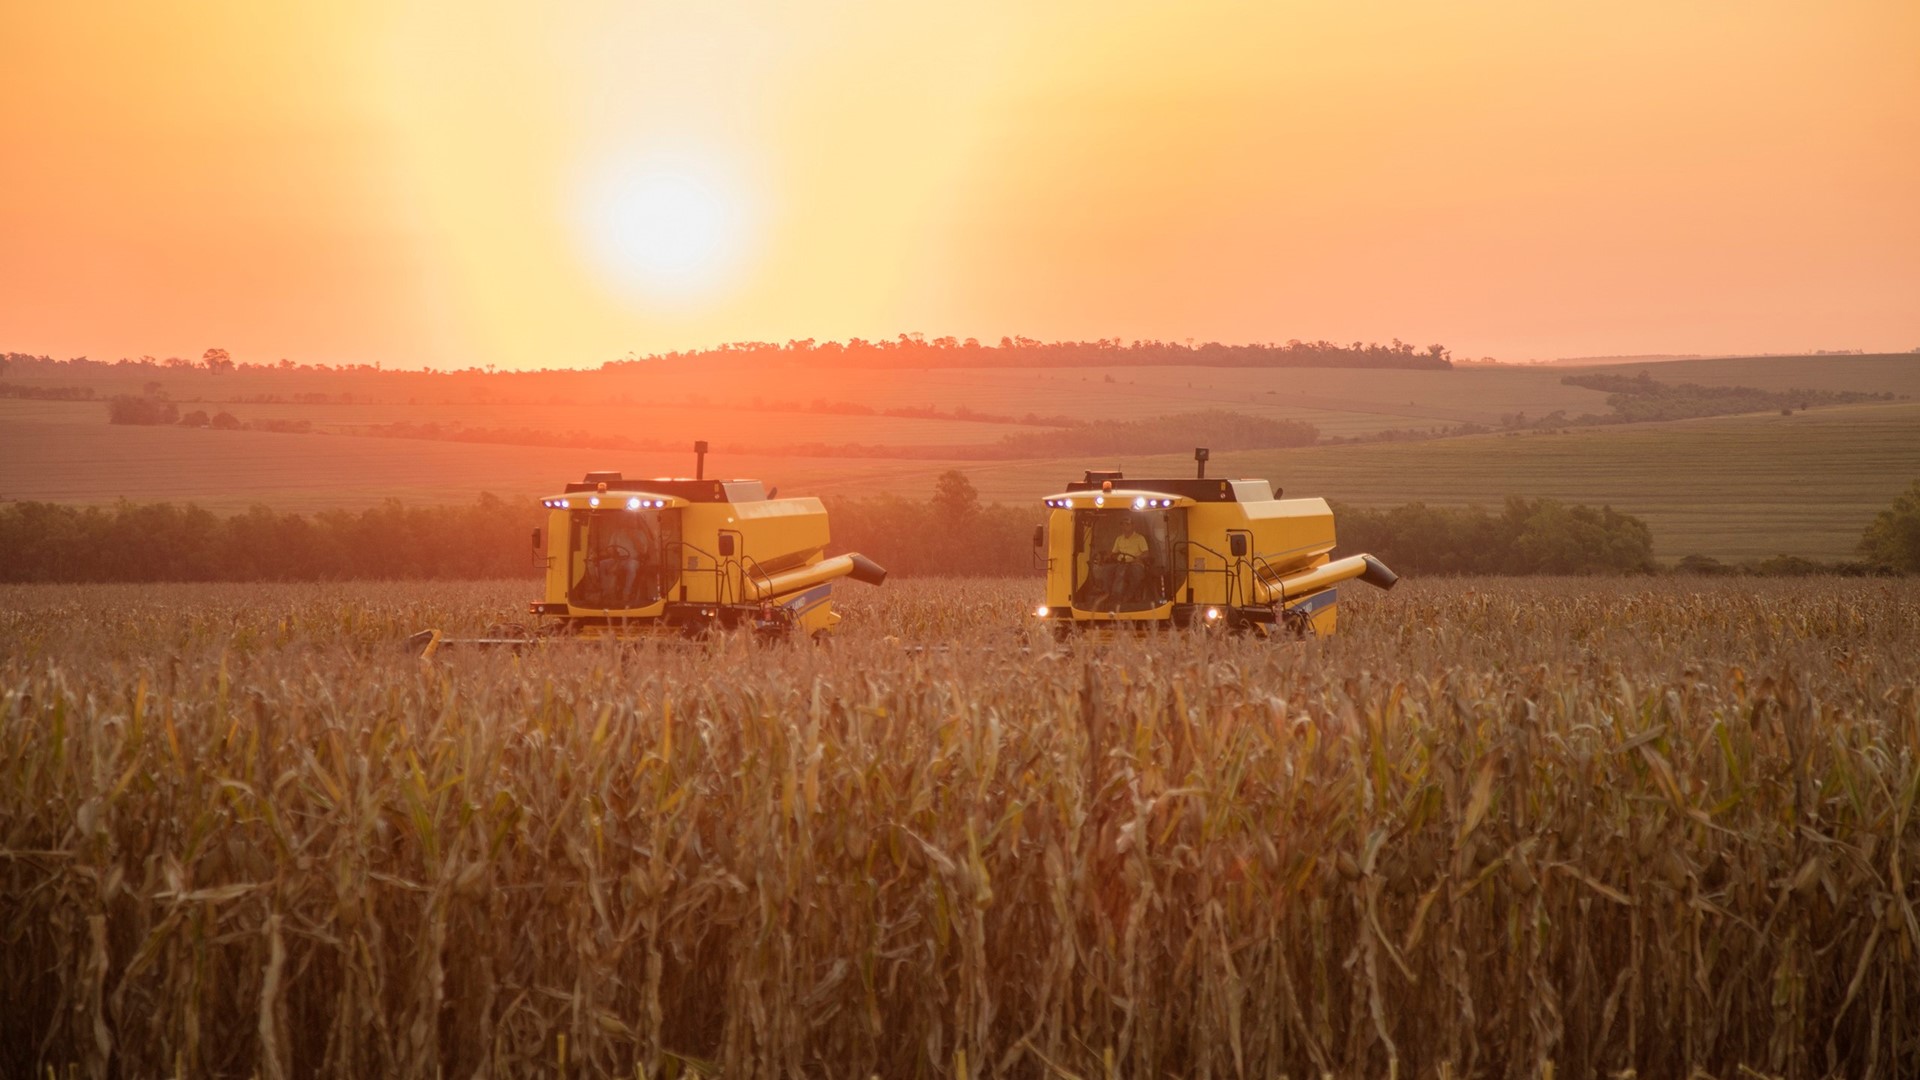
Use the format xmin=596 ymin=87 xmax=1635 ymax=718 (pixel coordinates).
xmin=9 ymin=358 xmax=1626 ymax=439
xmin=4 ymin=352 xmax=1915 ymax=561
xmin=26 ymin=351 xmax=1916 ymax=443
xmin=953 ymin=403 xmax=1920 ymax=563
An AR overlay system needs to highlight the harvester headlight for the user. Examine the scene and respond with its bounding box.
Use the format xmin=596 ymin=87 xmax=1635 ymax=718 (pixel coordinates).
xmin=1034 ymin=603 xmax=1051 ymax=618
xmin=626 ymin=496 xmax=641 ymax=510
xmin=588 ymin=496 xmax=601 ymax=508
xmin=1133 ymin=496 xmax=1147 ymax=509
xmin=1205 ymin=607 xmax=1222 ymax=621
xmin=558 ymin=498 xmax=571 ymax=509
xmin=1094 ymin=496 xmax=1105 ymax=507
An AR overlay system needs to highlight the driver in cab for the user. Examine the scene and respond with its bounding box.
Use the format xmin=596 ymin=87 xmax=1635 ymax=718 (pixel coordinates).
xmin=592 ymin=518 xmax=652 ymax=608
xmin=1093 ymin=515 xmax=1150 ymax=606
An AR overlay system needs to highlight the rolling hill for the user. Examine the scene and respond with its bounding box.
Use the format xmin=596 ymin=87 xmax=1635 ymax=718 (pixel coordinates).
xmin=3 ymin=351 xmax=1914 ymax=562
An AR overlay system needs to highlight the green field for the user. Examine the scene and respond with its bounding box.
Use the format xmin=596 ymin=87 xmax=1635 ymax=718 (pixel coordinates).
xmin=1589 ymin=353 xmax=1920 ymax=398
xmin=957 ymin=403 xmax=1920 ymax=561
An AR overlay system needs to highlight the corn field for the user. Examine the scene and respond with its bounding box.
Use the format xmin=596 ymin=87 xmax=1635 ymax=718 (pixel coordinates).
xmin=3 ymin=578 xmax=1918 ymax=1079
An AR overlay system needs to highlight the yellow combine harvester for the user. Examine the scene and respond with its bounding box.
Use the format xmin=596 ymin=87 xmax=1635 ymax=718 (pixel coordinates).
xmin=1032 ymin=448 xmax=1397 ymax=638
xmin=415 ymin=442 xmax=885 ymax=653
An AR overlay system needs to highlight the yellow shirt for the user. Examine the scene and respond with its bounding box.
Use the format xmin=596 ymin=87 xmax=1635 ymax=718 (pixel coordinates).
xmin=1112 ymin=532 xmax=1149 ymax=561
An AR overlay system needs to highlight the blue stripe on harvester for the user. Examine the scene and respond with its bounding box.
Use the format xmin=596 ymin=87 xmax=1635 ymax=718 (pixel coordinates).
xmin=782 ymin=583 xmax=833 ymax=616
xmin=1283 ymin=588 xmax=1337 ymax=615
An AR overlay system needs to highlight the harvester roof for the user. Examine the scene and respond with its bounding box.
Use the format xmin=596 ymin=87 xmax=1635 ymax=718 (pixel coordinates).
xmin=559 ymin=472 xmax=768 ymax=503
xmin=1059 ymin=471 xmax=1276 ymax=503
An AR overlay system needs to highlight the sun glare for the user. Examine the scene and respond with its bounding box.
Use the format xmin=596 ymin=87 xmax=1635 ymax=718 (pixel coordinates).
xmin=575 ymin=150 xmax=754 ymax=307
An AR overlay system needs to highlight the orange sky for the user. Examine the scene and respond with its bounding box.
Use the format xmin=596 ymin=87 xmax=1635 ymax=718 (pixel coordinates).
xmin=3 ymin=1 xmax=1917 ymax=369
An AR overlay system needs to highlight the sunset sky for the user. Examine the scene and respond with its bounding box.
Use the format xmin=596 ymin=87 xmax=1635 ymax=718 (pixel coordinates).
xmin=4 ymin=1 xmax=1917 ymax=369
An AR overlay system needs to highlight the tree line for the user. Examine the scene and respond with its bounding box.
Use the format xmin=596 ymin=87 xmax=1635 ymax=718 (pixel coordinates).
xmin=606 ymin=335 xmax=1452 ymax=371
xmin=1559 ymin=371 xmax=1892 ymax=423
xmin=0 ymin=497 xmax=540 ymax=582
xmin=1329 ymin=499 xmax=1656 ymax=575
xmin=5 ymin=477 xmax=1913 ymax=583
xmin=106 ymin=393 xmax=312 ymax=432
xmin=6 ymin=335 xmax=1452 ymax=388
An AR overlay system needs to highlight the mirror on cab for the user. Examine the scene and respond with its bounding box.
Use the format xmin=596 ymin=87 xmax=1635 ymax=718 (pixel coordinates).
xmin=1229 ymin=534 xmax=1248 ymax=558
xmin=531 ymin=527 xmax=542 ymax=550
xmin=1032 ymin=524 xmax=1045 ymax=548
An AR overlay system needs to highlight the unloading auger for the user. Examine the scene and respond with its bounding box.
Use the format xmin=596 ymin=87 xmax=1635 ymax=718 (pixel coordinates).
xmin=1030 ymin=447 xmax=1397 ymax=638
xmin=412 ymin=441 xmax=886 ymax=654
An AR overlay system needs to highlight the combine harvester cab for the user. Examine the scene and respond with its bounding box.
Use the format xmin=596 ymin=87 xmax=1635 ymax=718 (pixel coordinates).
xmin=1031 ymin=447 xmax=1396 ymax=639
xmin=417 ymin=442 xmax=885 ymax=653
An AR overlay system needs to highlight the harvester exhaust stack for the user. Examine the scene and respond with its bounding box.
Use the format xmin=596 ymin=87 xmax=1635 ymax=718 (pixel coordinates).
xmin=694 ymin=440 xmax=709 ymax=480
xmin=1195 ymin=446 xmax=1209 ymax=479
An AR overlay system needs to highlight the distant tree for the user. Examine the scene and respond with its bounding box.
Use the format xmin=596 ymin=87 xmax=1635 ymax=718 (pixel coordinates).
xmin=1674 ymin=554 xmax=1731 ymax=576
xmin=1508 ymin=498 xmax=1655 ymax=573
xmin=932 ymin=470 xmax=980 ymax=521
xmin=106 ymin=395 xmax=179 ymax=425
xmin=202 ymin=347 xmax=234 ymax=373
xmin=1858 ymin=480 xmax=1920 ymax=572
xmin=179 ymin=410 xmax=210 ymax=427
xmin=210 ymin=411 xmax=242 ymax=430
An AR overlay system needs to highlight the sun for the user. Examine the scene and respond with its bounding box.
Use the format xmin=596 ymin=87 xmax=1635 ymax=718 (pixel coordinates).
xmin=575 ymin=150 xmax=754 ymax=306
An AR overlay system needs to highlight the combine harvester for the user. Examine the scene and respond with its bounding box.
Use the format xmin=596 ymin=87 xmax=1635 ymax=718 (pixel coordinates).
xmin=1031 ymin=447 xmax=1397 ymax=639
xmin=413 ymin=442 xmax=886 ymax=654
